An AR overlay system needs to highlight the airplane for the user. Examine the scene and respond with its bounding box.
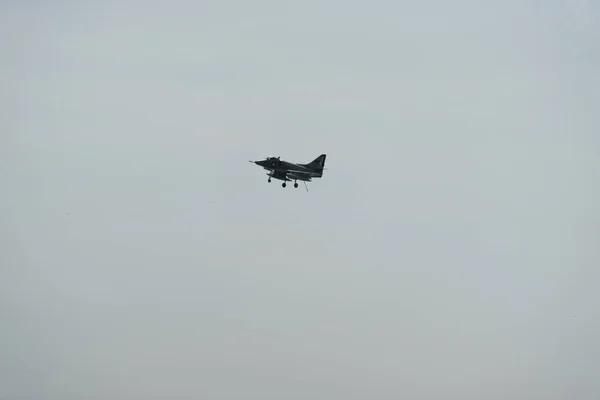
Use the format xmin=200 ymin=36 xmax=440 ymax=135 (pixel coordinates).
xmin=249 ymin=154 xmax=326 ymax=190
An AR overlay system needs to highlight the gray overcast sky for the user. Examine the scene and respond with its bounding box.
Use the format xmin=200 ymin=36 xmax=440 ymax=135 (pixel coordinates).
xmin=1 ymin=1 xmax=599 ymax=399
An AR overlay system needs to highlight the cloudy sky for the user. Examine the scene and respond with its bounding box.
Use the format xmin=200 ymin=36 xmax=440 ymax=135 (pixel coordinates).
xmin=2 ymin=1 xmax=599 ymax=399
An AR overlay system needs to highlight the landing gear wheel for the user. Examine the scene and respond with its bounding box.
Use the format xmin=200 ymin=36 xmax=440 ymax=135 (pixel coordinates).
xmin=294 ymin=182 xmax=298 ymax=188
xmin=282 ymin=182 xmax=286 ymax=188
xmin=268 ymin=178 xmax=271 ymax=183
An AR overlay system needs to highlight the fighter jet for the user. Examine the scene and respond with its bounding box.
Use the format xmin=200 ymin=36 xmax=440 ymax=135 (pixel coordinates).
xmin=249 ymin=154 xmax=326 ymax=190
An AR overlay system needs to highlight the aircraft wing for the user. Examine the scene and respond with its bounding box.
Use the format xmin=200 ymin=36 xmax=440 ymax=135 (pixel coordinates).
xmin=286 ymin=169 xmax=321 ymax=177
xmin=286 ymin=170 xmax=321 ymax=182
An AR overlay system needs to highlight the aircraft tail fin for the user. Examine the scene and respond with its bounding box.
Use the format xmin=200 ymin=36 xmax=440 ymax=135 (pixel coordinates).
xmin=306 ymin=154 xmax=326 ymax=171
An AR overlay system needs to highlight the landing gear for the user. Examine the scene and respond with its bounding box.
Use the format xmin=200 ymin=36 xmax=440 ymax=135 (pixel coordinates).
xmin=294 ymin=182 xmax=298 ymax=188
xmin=268 ymin=178 xmax=271 ymax=183
xmin=282 ymin=182 xmax=286 ymax=188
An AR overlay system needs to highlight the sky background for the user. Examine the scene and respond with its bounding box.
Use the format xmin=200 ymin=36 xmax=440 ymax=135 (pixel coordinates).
xmin=1 ymin=0 xmax=599 ymax=399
